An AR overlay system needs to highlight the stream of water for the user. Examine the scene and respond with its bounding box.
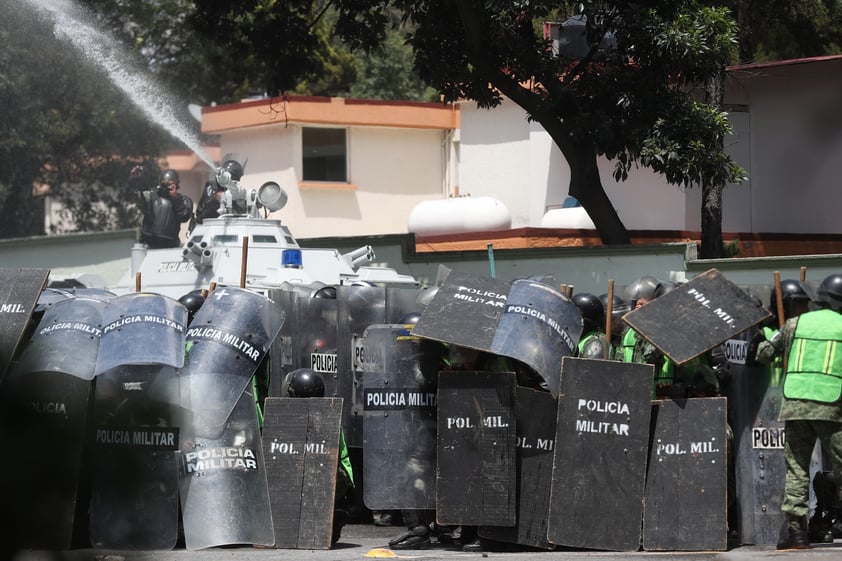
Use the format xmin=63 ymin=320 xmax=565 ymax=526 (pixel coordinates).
xmin=23 ymin=0 xmax=216 ymax=169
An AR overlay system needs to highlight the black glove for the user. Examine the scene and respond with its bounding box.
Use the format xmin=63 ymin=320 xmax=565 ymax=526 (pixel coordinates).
xmin=157 ymin=184 xmax=171 ymax=197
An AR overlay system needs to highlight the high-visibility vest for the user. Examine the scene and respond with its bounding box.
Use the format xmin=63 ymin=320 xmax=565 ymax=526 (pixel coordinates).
xmin=784 ymin=309 xmax=842 ymax=403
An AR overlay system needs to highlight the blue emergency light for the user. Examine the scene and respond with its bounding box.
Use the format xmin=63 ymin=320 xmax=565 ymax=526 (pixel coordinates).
xmin=281 ymin=248 xmax=303 ymax=268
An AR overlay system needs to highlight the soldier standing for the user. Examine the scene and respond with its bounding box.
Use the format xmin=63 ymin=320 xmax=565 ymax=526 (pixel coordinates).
xmin=756 ymin=274 xmax=842 ymax=549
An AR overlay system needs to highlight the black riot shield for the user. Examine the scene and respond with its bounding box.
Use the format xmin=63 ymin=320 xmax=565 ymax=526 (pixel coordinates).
xmin=338 ymin=284 xmax=387 ymax=446
xmin=726 ymin=328 xmax=786 ymax=545
xmin=0 ymin=268 xmax=49 ymax=379
xmin=95 ymin=292 xmax=188 ymax=375
xmin=480 ymin=386 xmax=558 ymax=550
xmin=623 ymin=269 xmax=771 ymax=366
xmin=11 ymin=297 xmax=107 ymax=381
xmin=548 ymin=358 xmax=653 ymax=551
xmin=0 ymin=370 xmax=92 ymax=549
xmin=178 ymin=387 xmax=275 ymax=550
xmin=262 ymin=397 xmax=343 ymax=549
xmin=266 ymin=289 xmax=299 ymax=397
xmin=491 ymin=279 xmax=582 ymax=396
xmin=89 ymin=364 xmax=182 ymax=550
xmin=436 ymin=370 xmax=517 ymax=526
xmin=362 ymin=325 xmax=440 ymax=511
xmin=0 ymin=297 xmax=107 ymax=548
xmin=298 ymin=296 xmax=339 ymax=397
xmin=413 ymin=271 xmax=581 ymax=397
xmin=181 ymin=287 xmax=284 ymax=439
xmin=643 ymin=397 xmax=729 ymax=551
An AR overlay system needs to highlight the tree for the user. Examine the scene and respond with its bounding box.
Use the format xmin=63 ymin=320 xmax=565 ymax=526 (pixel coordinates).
xmin=332 ymin=1 xmax=747 ymax=246
xmin=191 ymin=1 xmax=745 ymax=246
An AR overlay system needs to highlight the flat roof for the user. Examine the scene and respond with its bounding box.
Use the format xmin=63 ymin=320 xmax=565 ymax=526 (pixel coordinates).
xmin=201 ymin=95 xmax=459 ymax=133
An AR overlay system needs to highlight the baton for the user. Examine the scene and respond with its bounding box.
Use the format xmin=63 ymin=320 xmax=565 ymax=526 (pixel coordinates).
xmin=604 ymin=279 xmax=615 ymax=360
xmin=240 ymin=236 xmax=249 ymax=288
xmin=773 ymin=271 xmax=788 ymax=371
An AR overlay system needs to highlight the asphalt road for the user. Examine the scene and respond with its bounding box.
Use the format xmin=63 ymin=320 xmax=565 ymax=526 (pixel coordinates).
xmin=9 ymin=523 xmax=842 ymax=561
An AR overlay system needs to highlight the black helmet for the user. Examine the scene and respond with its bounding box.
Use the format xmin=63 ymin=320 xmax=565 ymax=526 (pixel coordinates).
xmin=312 ymin=286 xmax=337 ymax=299
xmin=220 ymin=159 xmax=244 ymax=181
xmin=818 ymin=274 xmax=842 ymax=312
xmin=283 ymin=368 xmax=325 ymax=398
xmin=572 ymin=293 xmax=604 ymax=333
xmin=159 ymin=169 xmax=180 ymax=185
xmin=178 ymin=289 xmax=205 ymax=323
xmin=770 ymin=279 xmax=810 ymax=318
xmin=624 ymin=275 xmax=663 ymax=305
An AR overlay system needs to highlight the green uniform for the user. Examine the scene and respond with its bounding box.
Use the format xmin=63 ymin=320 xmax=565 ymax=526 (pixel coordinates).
xmin=756 ymin=310 xmax=842 ymax=520
xmin=577 ymin=330 xmax=609 ymax=359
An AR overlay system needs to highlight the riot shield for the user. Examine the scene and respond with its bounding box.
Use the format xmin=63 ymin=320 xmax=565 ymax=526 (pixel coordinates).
xmin=0 ymin=268 xmax=49 ymax=379
xmin=89 ymin=364 xmax=182 ymax=550
xmin=178 ymin=387 xmax=275 ymax=550
xmin=338 ymin=284 xmax=387 ymax=447
xmin=362 ymin=325 xmax=440 ymax=511
xmin=726 ymin=328 xmax=786 ymax=545
xmin=10 ymin=297 xmax=107 ymax=381
xmin=0 ymin=370 xmax=92 ymax=549
xmin=94 ymin=292 xmax=188 ymax=375
xmin=262 ymin=397 xmax=343 ymax=549
xmin=643 ymin=397 xmax=729 ymax=551
xmin=181 ymin=287 xmax=284 ymax=439
xmin=623 ymin=269 xmax=771 ymax=365
xmin=297 ymin=296 xmax=339 ymax=397
xmin=413 ymin=271 xmax=581 ymax=397
xmin=480 ymin=386 xmax=558 ymax=550
xmin=548 ymin=358 xmax=653 ymax=551
xmin=266 ymin=288 xmax=299 ymax=397
xmin=490 ymin=278 xmax=582 ymax=396
xmin=436 ymin=370 xmax=517 ymax=526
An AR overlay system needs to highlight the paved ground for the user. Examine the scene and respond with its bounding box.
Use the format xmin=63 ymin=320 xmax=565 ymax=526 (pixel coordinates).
xmin=9 ymin=523 xmax=842 ymax=561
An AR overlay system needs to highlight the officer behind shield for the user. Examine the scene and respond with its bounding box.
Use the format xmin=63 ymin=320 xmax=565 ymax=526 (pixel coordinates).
xmin=755 ymin=274 xmax=842 ymax=550
xmin=572 ymin=292 xmax=609 ymax=359
xmin=132 ymin=166 xmax=194 ymax=249
xmin=282 ymin=368 xmax=354 ymax=547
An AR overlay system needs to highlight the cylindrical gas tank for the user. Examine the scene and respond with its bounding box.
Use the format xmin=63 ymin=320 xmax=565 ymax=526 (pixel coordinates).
xmin=408 ymin=197 xmax=511 ymax=236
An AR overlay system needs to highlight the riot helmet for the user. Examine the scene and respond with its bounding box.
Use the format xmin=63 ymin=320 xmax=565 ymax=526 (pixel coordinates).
xmin=818 ymin=274 xmax=842 ymax=312
xmin=399 ymin=311 xmax=422 ymax=326
xmin=283 ymin=368 xmax=326 ymax=398
xmin=312 ymin=286 xmax=337 ymax=299
xmin=770 ymin=279 xmax=810 ymax=319
xmin=220 ymin=159 xmax=244 ymax=181
xmin=572 ymin=292 xmax=604 ymax=334
xmin=159 ymin=169 xmax=180 ymax=186
xmin=624 ymin=275 xmax=662 ymax=308
xmin=178 ymin=289 xmax=205 ymax=324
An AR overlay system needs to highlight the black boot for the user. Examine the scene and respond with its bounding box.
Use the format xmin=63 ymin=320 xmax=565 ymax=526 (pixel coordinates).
xmin=388 ymin=526 xmax=431 ymax=550
xmin=777 ymin=515 xmax=810 ymax=550
xmin=809 ymin=510 xmax=833 ymax=543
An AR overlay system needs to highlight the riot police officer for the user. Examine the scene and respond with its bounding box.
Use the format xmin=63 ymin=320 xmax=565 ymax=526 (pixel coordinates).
xmin=756 ymin=274 xmax=842 ymax=549
xmin=572 ymin=292 xmax=609 ymax=359
xmin=134 ymin=167 xmax=194 ymax=248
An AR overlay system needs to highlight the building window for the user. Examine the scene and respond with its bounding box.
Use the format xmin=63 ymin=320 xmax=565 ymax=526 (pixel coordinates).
xmin=302 ymin=127 xmax=347 ymax=182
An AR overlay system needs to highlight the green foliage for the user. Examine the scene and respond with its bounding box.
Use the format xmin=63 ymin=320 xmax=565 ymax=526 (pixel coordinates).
xmin=349 ymin=30 xmax=438 ymax=101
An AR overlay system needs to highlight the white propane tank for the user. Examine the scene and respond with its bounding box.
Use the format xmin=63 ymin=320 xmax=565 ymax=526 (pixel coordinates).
xmin=408 ymin=197 xmax=511 ymax=236
xmin=540 ymin=207 xmax=595 ymax=229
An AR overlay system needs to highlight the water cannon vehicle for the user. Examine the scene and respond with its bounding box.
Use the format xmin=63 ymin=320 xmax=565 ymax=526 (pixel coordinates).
xmin=108 ymin=161 xmax=419 ymax=299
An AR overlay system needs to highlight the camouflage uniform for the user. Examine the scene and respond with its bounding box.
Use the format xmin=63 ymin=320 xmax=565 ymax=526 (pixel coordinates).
xmin=756 ymin=312 xmax=842 ymax=523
